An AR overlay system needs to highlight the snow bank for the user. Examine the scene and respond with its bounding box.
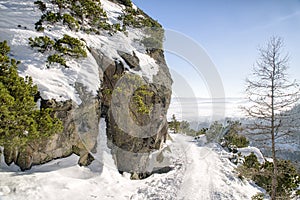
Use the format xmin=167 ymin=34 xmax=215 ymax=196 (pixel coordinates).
xmin=0 ymin=132 xmax=265 ymax=200
xmin=146 ymin=144 xmax=173 ymax=173
xmin=238 ymin=146 xmax=265 ymax=164
xmin=0 ymin=118 xmax=140 ymax=200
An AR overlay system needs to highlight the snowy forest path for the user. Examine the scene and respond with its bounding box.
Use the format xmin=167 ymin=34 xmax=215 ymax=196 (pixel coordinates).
xmin=176 ymin=135 xmax=218 ymax=200
xmin=130 ymin=134 xmax=218 ymax=200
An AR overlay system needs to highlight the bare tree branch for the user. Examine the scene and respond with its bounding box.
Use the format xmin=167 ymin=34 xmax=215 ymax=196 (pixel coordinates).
xmin=242 ymin=36 xmax=300 ymax=200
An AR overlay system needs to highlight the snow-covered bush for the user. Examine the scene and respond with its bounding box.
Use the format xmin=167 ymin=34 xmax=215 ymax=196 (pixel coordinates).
xmin=238 ymin=153 xmax=300 ymax=199
xmin=223 ymin=121 xmax=249 ymax=148
xmin=34 ymin=1 xmax=46 ymax=12
xmin=251 ymin=193 xmax=264 ymax=200
xmin=0 ymin=40 xmax=63 ymax=147
xmin=34 ymin=0 xmax=113 ymax=33
xmin=29 ymin=34 xmax=86 ymax=68
xmin=47 ymin=54 xmax=67 ymax=67
xmin=54 ymin=34 xmax=87 ymax=58
xmin=120 ymin=7 xmax=162 ymax=29
xmin=62 ymin=13 xmax=79 ymax=30
xmin=29 ymin=36 xmax=55 ymax=53
xmin=119 ymin=0 xmax=132 ymax=7
xmin=244 ymin=152 xmax=260 ymax=169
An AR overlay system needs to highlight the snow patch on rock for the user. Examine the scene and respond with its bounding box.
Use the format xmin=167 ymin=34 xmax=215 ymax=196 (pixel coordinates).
xmin=101 ymin=0 xmax=124 ymax=25
xmin=0 ymin=0 xmax=159 ymax=105
xmin=238 ymin=146 xmax=265 ymax=164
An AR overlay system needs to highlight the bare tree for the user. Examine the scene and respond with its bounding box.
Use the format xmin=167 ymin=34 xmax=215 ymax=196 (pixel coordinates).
xmin=243 ymin=36 xmax=300 ymax=200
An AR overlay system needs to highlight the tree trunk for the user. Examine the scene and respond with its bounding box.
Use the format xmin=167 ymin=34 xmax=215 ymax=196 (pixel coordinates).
xmin=271 ymin=57 xmax=277 ymax=200
xmin=271 ymin=132 xmax=277 ymax=200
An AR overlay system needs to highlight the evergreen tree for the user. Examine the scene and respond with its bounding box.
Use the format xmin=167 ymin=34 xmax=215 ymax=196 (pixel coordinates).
xmin=0 ymin=40 xmax=63 ymax=147
xmin=169 ymin=114 xmax=180 ymax=133
xmin=224 ymin=120 xmax=249 ymax=148
xmin=206 ymin=121 xmax=224 ymax=143
xmin=179 ymin=120 xmax=190 ymax=134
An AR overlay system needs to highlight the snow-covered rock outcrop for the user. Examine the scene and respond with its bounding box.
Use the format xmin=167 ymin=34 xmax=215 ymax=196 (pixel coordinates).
xmin=0 ymin=0 xmax=172 ymax=173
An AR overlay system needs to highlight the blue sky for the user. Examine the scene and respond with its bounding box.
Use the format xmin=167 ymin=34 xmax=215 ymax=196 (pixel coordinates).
xmin=132 ymin=0 xmax=300 ymax=98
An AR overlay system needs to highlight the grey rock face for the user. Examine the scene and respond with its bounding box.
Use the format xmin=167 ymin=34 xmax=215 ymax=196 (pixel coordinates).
xmin=99 ymin=47 xmax=172 ymax=174
xmin=118 ymin=50 xmax=141 ymax=71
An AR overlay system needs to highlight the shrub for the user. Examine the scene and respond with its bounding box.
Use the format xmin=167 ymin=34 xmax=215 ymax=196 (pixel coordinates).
xmin=178 ymin=121 xmax=207 ymax=136
xmin=35 ymin=0 xmax=112 ymax=33
xmin=142 ymin=18 xmax=161 ymax=28
xmin=251 ymin=193 xmax=264 ymax=200
xmin=97 ymin=21 xmax=111 ymax=31
xmin=296 ymin=190 xmax=300 ymax=197
xmin=197 ymin=128 xmax=208 ymax=135
xmin=132 ymin=85 xmax=154 ymax=114
xmin=71 ymin=3 xmax=84 ymax=20
xmin=120 ymin=7 xmax=162 ymax=29
xmin=41 ymin=11 xmax=61 ymax=24
xmin=179 ymin=120 xmax=190 ymax=134
xmin=55 ymin=34 xmax=87 ymax=58
xmin=47 ymin=54 xmax=67 ymax=67
xmin=0 ymin=40 xmax=10 ymax=55
xmin=206 ymin=121 xmax=224 ymax=142
xmin=119 ymin=0 xmax=132 ymax=7
xmin=244 ymin=152 xmax=260 ymax=169
xmin=224 ymin=132 xmax=249 ymax=148
xmin=113 ymin=23 xmax=122 ymax=32
xmin=238 ymin=156 xmax=300 ymax=199
xmin=34 ymin=1 xmax=47 ymax=12
xmin=52 ymin=0 xmax=70 ymax=9
xmin=34 ymin=12 xmax=61 ymax=31
xmin=35 ymin=19 xmax=44 ymax=32
xmin=62 ymin=13 xmax=79 ymax=30
xmin=224 ymin=120 xmax=249 ymax=148
xmin=29 ymin=34 xmax=87 ymax=68
xmin=0 ymin=40 xmax=63 ymax=147
xmin=68 ymin=0 xmax=109 ymax=30
xmin=169 ymin=114 xmax=180 ymax=133
xmin=80 ymin=0 xmax=107 ymax=19
xmin=102 ymin=88 xmax=112 ymax=95
xmin=122 ymin=12 xmax=139 ymax=27
xmin=28 ymin=36 xmax=55 ymax=53
xmin=272 ymin=160 xmax=300 ymax=198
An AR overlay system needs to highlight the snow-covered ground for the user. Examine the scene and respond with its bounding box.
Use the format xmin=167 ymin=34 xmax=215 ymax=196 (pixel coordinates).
xmin=0 ymin=0 xmax=159 ymax=104
xmin=0 ymin=132 xmax=263 ymax=200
